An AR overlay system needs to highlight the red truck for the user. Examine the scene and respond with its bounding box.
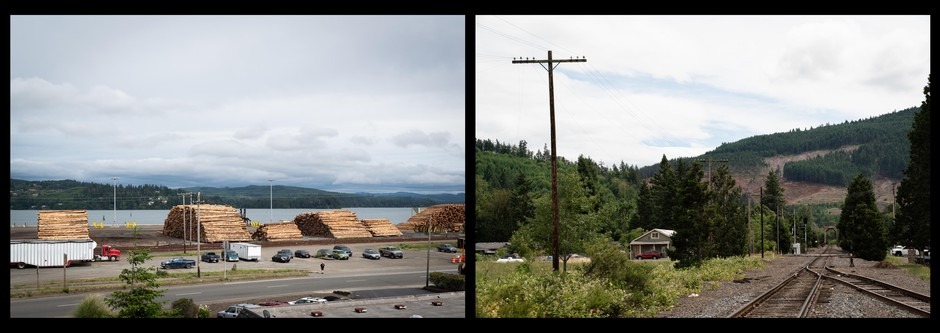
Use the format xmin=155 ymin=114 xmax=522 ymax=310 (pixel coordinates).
xmin=10 ymin=239 xmax=121 ymax=268
xmin=96 ymin=244 xmax=121 ymax=261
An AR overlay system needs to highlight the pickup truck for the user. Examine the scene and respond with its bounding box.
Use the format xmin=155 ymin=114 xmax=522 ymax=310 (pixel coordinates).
xmin=161 ymin=257 xmax=196 ymax=269
xmin=201 ymin=252 xmax=220 ymax=263
xmin=379 ymin=246 xmax=403 ymax=259
xmin=217 ymin=303 xmax=260 ymax=318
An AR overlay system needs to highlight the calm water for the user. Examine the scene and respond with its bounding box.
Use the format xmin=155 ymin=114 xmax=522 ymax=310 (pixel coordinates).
xmin=9 ymin=208 xmax=418 ymax=227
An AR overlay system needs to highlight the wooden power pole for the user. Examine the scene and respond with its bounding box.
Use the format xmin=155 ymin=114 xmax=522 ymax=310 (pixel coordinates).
xmin=513 ymin=50 xmax=586 ymax=271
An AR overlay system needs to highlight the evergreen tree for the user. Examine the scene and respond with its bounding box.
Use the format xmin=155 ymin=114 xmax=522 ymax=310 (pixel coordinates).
xmin=708 ymin=165 xmax=747 ymax=258
xmin=838 ymin=174 xmax=888 ymax=261
xmin=893 ymin=75 xmax=930 ymax=254
xmin=670 ymin=160 xmax=708 ymax=268
xmin=508 ymin=171 xmax=535 ymax=237
xmin=761 ymin=169 xmax=786 ymax=214
xmin=633 ymin=181 xmax=656 ymax=231
xmin=650 ymin=155 xmax=677 ymax=230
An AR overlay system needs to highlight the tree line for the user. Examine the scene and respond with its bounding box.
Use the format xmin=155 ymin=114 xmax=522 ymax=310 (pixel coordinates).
xmin=9 ymin=179 xmax=451 ymax=210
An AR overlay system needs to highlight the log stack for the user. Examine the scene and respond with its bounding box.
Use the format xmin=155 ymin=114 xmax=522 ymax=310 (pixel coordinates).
xmin=251 ymin=222 xmax=303 ymax=241
xmin=360 ymin=219 xmax=403 ymax=237
xmin=37 ymin=210 xmax=89 ymax=240
xmin=162 ymin=204 xmax=251 ymax=243
xmin=397 ymin=204 xmax=465 ymax=233
xmin=293 ymin=210 xmax=373 ymax=239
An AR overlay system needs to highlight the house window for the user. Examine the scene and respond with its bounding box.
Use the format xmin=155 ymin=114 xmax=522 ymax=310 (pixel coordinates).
xmin=651 ymin=232 xmax=659 ymax=239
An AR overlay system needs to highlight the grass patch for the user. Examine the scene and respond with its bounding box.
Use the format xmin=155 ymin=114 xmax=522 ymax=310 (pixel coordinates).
xmin=477 ymin=254 xmax=766 ymax=318
xmin=10 ymin=268 xmax=309 ymax=299
xmin=883 ymin=255 xmax=931 ymax=281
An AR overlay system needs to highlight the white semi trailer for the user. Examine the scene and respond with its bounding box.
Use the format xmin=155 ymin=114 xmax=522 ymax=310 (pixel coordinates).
xmin=10 ymin=239 xmax=99 ymax=269
xmin=230 ymin=242 xmax=262 ymax=261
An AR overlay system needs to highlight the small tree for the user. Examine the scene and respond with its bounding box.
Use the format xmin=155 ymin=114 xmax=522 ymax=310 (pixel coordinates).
xmin=105 ymin=227 xmax=166 ymax=318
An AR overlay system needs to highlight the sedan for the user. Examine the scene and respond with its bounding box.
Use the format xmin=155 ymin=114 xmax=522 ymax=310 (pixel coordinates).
xmin=272 ymin=250 xmax=292 ymax=263
xmin=437 ymin=243 xmax=458 ymax=253
xmin=314 ymin=249 xmax=332 ymax=258
xmin=636 ymin=249 xmax=663 ymax=260
xmin=288 ymin=297 xmax=328 ymax=305
xmin=294 ymin=249 xmax=311 ymax=258
xmin=362 ymin=248 xmax=381 ymax=260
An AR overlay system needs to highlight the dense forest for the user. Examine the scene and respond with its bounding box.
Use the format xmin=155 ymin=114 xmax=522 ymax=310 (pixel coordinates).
xmin=8 ymin=179 xmax=464 ymax=210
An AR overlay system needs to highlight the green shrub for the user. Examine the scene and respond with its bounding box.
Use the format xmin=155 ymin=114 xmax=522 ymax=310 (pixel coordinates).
xmin=429 ymin=272 xmax=465 ymax=291
xmin=169 ymin=298 xmax=200 ymax=318
xmin=72 ymin=294 xmax=112 ymax=318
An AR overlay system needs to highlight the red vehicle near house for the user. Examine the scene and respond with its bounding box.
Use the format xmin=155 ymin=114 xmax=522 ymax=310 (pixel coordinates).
xmin=636 ymin=249 xmax=664 ymax=260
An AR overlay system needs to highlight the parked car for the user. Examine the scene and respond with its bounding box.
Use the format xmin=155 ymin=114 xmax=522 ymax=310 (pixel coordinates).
xmin=294 ymin=249 xmax=311 ymax=258
xmin=217 ymin=303 xmax=260 ymax=318
xmin=496 ymin=254 xmax=524 ymax=263
xmin=272 ymin=249 xmax=292 ymax=263
xmin=280 ymin=249 xmax=294 ymax=259
xmin=288 ymin=297 xmax=328 ymax=305
xmin=161 ymin=257 xmax=196 ymax=269
xmin=222 ymin=250 xmax=239 ymax=262
xmin=636 ymin=249 xmax=663 ymax=260
xmin=331 ymin=249 xmax=350 ymax=260
xmin=333 ymin=245 xmax=353 ymax=257
xmin=314 ymin=249 xmax=332 ymax=258
xmin=362 ymin=248 xmax=381 ymax=260
xmin=437 ymin=243 xmax=458 ymax=253
xmin=891 ymin=245 xmax=920 ymax=257
xmin=201 ymin=252 xmax=220 ymax=263
xmin=379 ymin=246 xmax=403 ymax=259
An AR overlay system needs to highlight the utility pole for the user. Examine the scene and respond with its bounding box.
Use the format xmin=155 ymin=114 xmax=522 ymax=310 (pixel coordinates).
xmin=760 ymin=187 xmax=764 ymax=258
xmin=179 ymin=193 xmax=187 ymax=254
xmin=111 ymin=177 xmax=119 ymax=227
xmin=776 ymin=205 xmax=780 ymax=255
xmin=513 ymin=50 xmax=586 ymax=272
xmin=695 ymin=157 xmax=729 ymax=190
xmin=196 ymin=192 xmax=202 ymax=278
xmin=268 ymin=179 xmax=274 ymax=223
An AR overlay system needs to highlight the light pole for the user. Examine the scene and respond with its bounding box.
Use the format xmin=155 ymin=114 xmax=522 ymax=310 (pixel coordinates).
xmin=111 ymin=177 xmax=118 ymax=227
xmin=196 ymin=191 xmax=201 ymax=278
xmin=268 ymin=179 xmax=274 ymax=223
xmin=426 ymin=214 xmax=432 ymax=288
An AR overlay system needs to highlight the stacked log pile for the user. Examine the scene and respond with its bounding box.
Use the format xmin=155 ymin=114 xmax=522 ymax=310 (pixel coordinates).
xmin=37 ymin=210 xmax=89 ymax=240
xmin=293 ymin=210 xmax=373 ymax=239
xmin=162 ymin=204 xmax=251 ymax=243
xmin=360 ymin=219 xmax=403 ymax=237
xmin=397 ymin=204 xmax=465 ymax=233
xmin=251 ymin=222 xmax=303 ymax=241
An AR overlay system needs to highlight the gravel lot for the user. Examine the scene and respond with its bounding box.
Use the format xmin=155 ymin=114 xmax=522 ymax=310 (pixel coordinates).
xmin=657 ymin=247 xmax=930 ymax=318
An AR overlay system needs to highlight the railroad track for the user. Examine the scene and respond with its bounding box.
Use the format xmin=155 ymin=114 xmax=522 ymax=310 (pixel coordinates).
xmin=728 ymin=245 xmax=833 ymax=318
xmin=730 ymin=245 xmax=929 ymax=318
xmin=823 ymin=266 xmax=931 ymax=317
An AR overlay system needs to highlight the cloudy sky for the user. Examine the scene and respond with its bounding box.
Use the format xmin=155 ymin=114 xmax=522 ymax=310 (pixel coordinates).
xmin=11 ymin=15 xmax=465 ymax=194
xmin=476 ymin=15 xmax=930 ymax=169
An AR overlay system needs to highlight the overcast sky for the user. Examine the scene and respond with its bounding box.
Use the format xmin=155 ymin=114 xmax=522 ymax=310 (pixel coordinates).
xmin=476 ymin=15 xmax=930 ymax=169
xmin=11 ymin=15 xmax=465 ymax=194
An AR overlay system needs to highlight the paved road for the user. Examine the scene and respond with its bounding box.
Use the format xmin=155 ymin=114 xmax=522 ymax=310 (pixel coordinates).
xmin=9 ymin=241 xmax=466 ymax=318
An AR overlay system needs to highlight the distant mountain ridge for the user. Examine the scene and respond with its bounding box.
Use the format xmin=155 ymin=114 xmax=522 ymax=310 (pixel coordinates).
xmin=9 ymin=179 xmax=464 ymax=210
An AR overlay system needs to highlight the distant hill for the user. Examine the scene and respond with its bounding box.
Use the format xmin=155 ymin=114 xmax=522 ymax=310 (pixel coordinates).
xmin=9 ymin=179 xmax=464 ymax=210
xmin=636 ymin=106 xmax=918 ymax=207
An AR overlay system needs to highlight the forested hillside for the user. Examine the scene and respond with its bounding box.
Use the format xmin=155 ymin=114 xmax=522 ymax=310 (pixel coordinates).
xmin=638 ymin=107 xmax=916 ymax=186
xmin=9 ymin=179 xmax=462 ymax=210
